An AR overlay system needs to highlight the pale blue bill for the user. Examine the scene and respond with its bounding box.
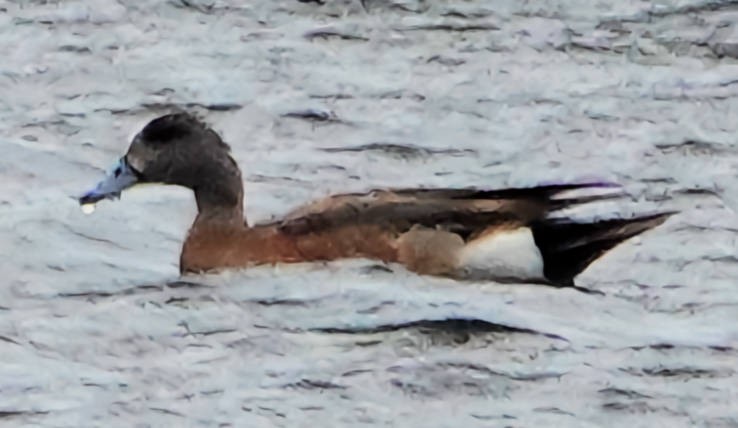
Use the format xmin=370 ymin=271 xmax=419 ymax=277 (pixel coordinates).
xmin=79 ymin=157 xmax=139 ymax=205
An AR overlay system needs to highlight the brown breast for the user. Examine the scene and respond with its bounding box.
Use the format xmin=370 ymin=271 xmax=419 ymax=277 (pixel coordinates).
xmin=180 ymin=223 xmax=399 ymax=274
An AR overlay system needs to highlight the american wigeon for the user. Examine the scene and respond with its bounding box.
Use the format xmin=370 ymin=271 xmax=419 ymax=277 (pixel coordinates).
xmin=80 ymin=113 xmax=673 ymax=286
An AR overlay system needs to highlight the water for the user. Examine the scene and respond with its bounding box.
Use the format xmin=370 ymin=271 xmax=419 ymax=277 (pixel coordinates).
xmin=1 ymin=0 xmax=738 ymax=426
xmin=81 ymin=204 xmax=96 ymax=215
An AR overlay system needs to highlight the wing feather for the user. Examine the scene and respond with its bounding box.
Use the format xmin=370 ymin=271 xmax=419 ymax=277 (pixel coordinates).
xmin=276 ymin=182 xmax=622 ymax=239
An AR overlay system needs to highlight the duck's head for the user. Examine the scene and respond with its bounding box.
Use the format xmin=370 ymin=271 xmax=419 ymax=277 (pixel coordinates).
xmin=79 ymin=113 xmax=241 ymax=207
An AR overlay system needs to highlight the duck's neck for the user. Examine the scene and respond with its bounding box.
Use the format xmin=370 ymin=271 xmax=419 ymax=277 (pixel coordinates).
xmin=192 ymin=163 xmax=247 ymax=229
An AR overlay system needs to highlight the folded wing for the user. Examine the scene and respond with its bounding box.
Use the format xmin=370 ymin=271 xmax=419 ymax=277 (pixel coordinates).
xmin=277 ymin=182 xmax=624 ymax=239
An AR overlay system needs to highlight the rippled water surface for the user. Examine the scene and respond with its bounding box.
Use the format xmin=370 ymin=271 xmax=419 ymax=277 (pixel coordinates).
xmin=2 ymin=0 xmax=738 ymax=426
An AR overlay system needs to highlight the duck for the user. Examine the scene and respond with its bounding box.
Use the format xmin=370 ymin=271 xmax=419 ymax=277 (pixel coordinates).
xmin=79 ymin=112 xmax=673 ymax=286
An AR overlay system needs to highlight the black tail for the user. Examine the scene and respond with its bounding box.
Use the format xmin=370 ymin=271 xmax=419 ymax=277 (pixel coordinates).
xmin=531 ymin=212 xmax=674 ymax=286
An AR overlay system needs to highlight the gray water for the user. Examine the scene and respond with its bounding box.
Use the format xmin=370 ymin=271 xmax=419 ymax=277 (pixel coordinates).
xmin=1 ymin=1 xmax=738 ymax=426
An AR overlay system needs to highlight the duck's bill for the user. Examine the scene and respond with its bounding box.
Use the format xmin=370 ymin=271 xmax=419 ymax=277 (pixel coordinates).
xmin=79 ymin=157 xmax=139 ymax=205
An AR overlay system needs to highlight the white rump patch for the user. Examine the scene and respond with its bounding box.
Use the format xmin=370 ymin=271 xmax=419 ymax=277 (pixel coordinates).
xmin=457 ymin=227 xmax=546 ymax=282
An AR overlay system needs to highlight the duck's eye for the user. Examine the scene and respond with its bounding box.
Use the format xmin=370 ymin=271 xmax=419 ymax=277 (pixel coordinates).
xmin=114 ymin=167 xmax=122 ymax=178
